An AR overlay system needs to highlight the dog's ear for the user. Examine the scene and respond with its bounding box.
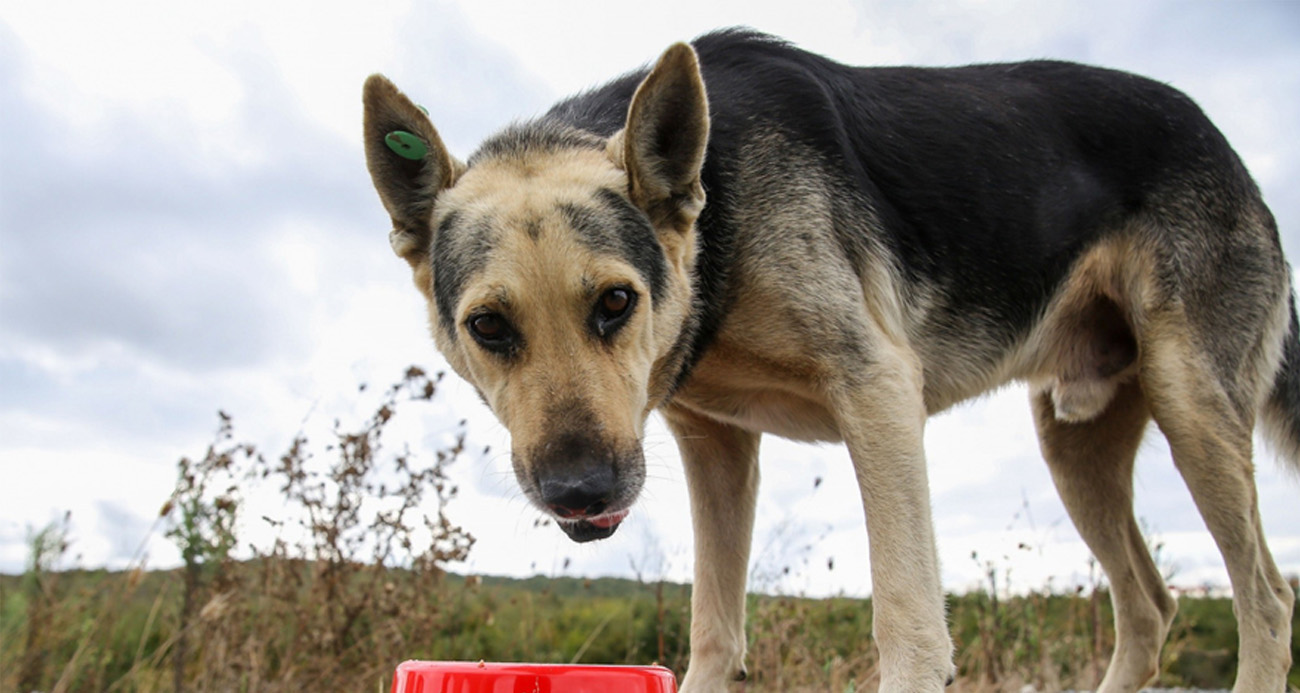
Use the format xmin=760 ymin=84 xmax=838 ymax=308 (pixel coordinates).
xmin=362 ymin=74 xmax=465 ymax=263
xmin=618 ymin=43 xmax=709 ymax=230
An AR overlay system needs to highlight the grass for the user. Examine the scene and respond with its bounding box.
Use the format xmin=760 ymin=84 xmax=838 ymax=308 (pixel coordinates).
xmin=4 ymin=564 xmax=1289 ymax=691
xmin=2 ymin=365 xmax=1296 ymax=692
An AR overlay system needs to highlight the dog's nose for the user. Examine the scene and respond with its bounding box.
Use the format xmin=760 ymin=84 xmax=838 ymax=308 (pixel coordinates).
xmin=539 ymin=464 xmax=616 ymax=518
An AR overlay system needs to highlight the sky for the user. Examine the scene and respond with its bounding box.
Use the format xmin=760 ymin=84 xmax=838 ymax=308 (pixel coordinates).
xmin=1 ymin=0 xmax=1298 ymax=599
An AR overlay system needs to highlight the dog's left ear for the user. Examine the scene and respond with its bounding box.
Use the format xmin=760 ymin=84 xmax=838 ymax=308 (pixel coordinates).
xmin=614 ymin=43 xmax=709 ymax=230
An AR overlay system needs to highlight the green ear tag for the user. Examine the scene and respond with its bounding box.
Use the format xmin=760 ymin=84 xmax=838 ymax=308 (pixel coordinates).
xmin=385 ymin=130 xmax=428 ymax=160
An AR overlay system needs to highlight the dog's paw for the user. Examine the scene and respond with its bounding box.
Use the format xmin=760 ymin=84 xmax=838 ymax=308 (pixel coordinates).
xmin=679 ymin=666 xmax=748 ymax=693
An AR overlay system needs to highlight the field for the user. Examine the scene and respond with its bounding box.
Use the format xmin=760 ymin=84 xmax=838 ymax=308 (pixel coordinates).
xmin=2 ymin=562 xmax=1292 ymax=692
xmin=2 ymin=367 xmax=1296 ymax=692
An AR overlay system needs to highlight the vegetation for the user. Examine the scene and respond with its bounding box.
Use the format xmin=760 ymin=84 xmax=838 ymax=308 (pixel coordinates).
xmin=1 ymin=366 xmax=1296 ymax=692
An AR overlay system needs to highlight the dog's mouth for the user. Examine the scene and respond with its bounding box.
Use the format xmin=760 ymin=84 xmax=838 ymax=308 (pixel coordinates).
xmin=512 ymin=429 xmax=645 ymax=544
xmin=555 ymin=508 xmax=630 ymax=543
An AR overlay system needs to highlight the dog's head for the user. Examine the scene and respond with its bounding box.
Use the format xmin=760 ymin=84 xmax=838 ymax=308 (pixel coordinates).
xmin=362 ymin=44 xmax=708 ymax=542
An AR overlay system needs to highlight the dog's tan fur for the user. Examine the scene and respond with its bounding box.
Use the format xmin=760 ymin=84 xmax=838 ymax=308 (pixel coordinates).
xmin=364 ymin=38 xmax=1296 ymax=693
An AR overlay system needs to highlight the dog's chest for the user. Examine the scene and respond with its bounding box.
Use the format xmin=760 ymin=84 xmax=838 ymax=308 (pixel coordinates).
xmin=670 ymin=350 xmax=844 ymax=443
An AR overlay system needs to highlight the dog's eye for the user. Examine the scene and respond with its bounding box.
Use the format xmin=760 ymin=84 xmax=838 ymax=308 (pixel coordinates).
xmin=593 ymin=287 xmax=636 ymax=339
xmin=602 ymin=288 xmax=631 ymax=316
xmin=468 ymin=313 xmax=516 ymax=352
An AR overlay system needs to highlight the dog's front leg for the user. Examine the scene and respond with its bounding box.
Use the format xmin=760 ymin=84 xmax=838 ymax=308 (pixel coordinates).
xmin=664 ymin=405 xmax=760 ymax=693
xmin=832 ymin=353 xmax=955 ymax=692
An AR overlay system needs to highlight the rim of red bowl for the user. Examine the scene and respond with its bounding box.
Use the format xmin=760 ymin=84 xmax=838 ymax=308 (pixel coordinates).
xmin=393 ymin=661 xmax=678 ymax=693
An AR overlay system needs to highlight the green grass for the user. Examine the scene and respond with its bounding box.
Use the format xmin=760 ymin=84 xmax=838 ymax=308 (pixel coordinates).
xmin=3 ymin=563 xmax=1293 ymax=692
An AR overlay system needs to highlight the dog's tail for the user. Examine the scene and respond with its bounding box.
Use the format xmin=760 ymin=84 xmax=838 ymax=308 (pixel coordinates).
xmin=1261 ymin=292 xmax=1300 ymax=473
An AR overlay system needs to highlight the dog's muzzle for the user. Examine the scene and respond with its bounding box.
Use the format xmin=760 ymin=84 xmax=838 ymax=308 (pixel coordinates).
xmin=539 ymin=463 xmax=630 ymax=542
xmin=519 ymin=430 xmax=643 ymax=543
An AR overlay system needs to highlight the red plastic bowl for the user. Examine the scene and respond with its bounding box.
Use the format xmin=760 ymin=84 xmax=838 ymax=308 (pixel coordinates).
xmin=392 ymin=661 xmax=678 ymax=693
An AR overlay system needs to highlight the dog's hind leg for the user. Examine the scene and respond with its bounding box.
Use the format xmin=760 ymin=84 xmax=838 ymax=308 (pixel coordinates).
xmin=665 ymin=406 xmax=761 ymax=693
xmin=1031 ymin=380 xmax=1176 ymax=692
xmin=1140 ymin=317 xmax=1294 ymax=693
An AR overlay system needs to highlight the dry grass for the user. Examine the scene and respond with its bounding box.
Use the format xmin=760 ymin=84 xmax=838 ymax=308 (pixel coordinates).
xmin=1 ymin=366 xmax=1291 ymax=692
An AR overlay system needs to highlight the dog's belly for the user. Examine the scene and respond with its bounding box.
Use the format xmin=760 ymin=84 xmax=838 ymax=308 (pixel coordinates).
xmin=672 ymin=382 xmax=843 ymax=442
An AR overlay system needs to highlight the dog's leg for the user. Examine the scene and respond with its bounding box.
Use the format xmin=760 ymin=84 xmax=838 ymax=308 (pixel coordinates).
xmin=1031 ymin=380 xmax=1177 ymax=692
xmin=665 ymin=406 xmax=761 ymax=693
xmin=830 ymin=347 xmax=955 ymax=692
xmin=1141 ymin=329 xmax=1294 ymax=693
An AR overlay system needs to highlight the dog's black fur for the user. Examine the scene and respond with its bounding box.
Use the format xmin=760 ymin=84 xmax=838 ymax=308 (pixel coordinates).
xmin=525 ymin=30 xmax=1278 ymax=399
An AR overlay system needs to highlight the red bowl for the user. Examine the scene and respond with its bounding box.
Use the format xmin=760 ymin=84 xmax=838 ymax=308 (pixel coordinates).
xmin=392 ymin=661 xmax=678 ymax=693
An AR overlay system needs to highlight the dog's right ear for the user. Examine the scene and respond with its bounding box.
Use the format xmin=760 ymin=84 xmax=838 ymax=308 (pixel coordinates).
xmin=362 ymin=74 xmax=465 ymax=263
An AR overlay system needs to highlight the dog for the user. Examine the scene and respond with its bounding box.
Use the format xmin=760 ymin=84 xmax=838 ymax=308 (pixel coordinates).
xmin=362 ymin=29 xmax=1296 ymax=692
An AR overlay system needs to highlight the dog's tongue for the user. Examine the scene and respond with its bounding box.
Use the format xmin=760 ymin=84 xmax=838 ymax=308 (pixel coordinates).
xmin=560 ymin=510 xmax=629 ymax=543
xmin=588 ymin=509 xmax=629 ymax=529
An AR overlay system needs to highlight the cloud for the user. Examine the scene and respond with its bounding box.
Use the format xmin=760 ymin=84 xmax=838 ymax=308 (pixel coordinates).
xmin=0 ymin=32 xmax=342 ymax=374
xmin=379 ymin=1 xmax=557 ymax=156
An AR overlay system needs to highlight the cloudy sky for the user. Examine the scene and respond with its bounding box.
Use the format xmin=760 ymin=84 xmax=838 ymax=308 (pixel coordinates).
xmin=1 ymin=0 xmax=1298 ymax=598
